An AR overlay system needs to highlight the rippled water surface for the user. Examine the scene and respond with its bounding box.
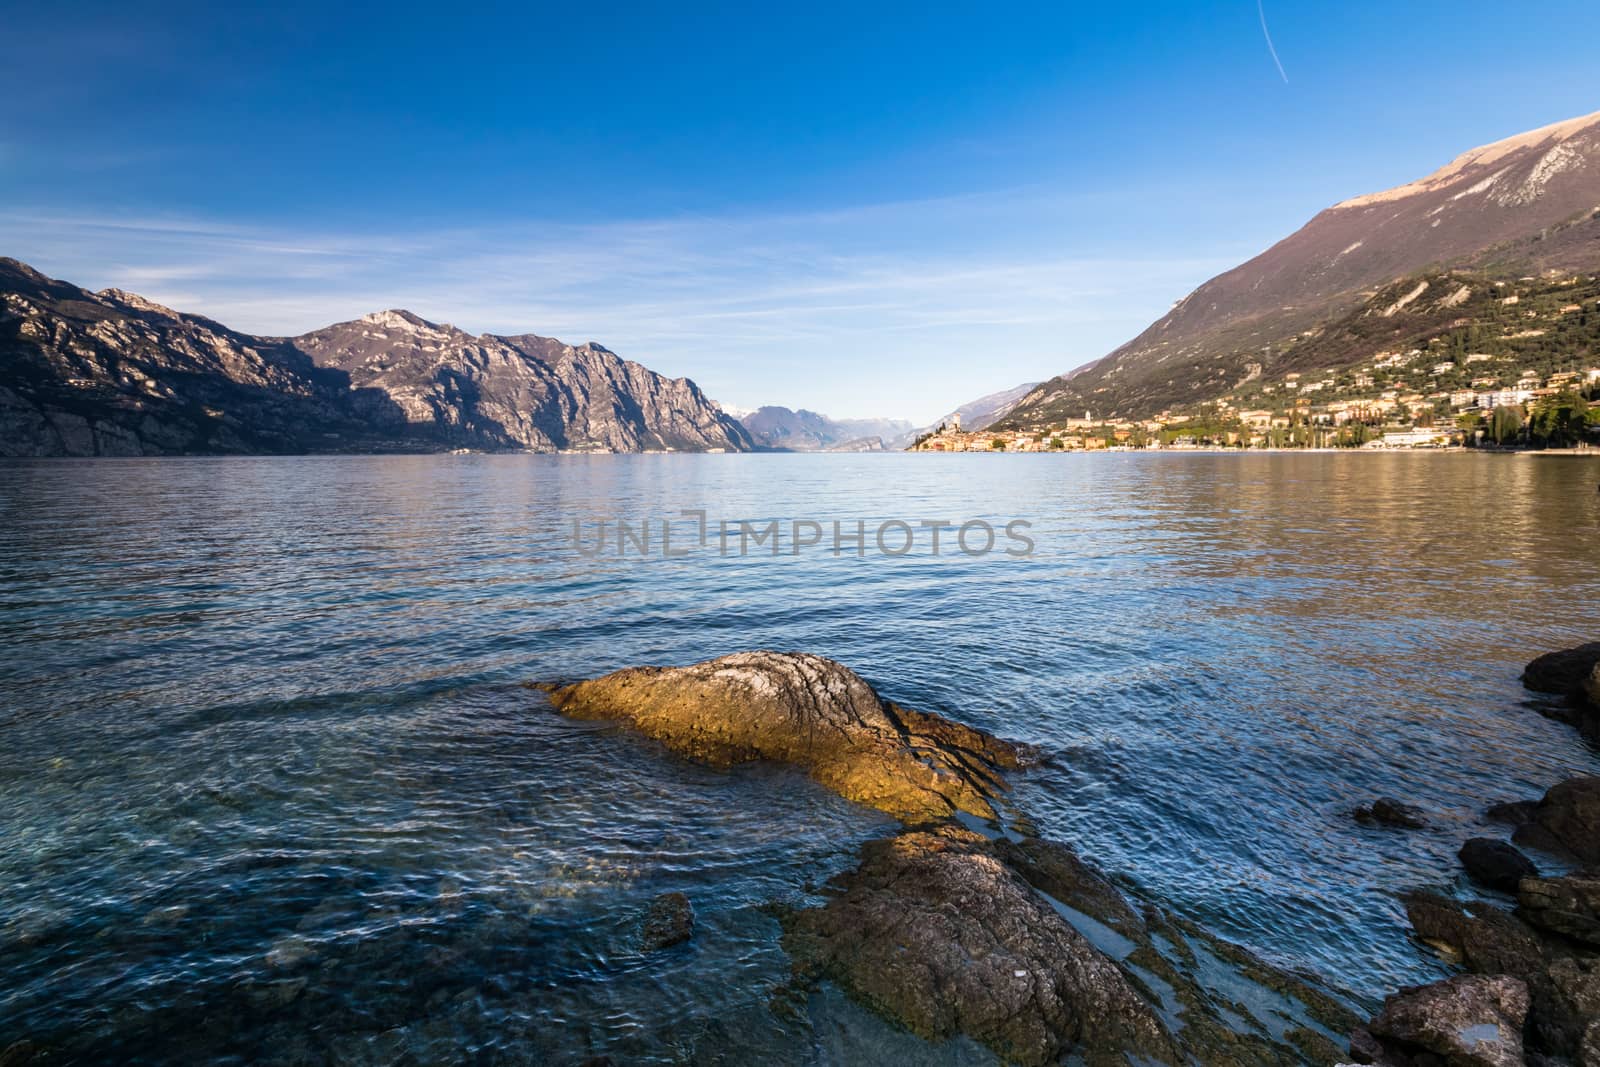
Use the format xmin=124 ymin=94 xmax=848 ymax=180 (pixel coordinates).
xmin=2 ymin=453 xmax=1598 ymax=1064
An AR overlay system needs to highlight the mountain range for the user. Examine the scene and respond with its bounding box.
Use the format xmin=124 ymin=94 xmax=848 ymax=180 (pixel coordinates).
xmin=0 ymin=259 xmax=753 ymax=456
xmin=999 ymin=109 xmax=1600 ymax=427
xmin=10 ymin=111 xmax=1596 ymax=455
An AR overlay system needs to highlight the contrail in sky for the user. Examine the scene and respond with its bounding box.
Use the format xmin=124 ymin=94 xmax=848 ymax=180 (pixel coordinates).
xmin=1257 ymin=0 xmax=1289 ymax=83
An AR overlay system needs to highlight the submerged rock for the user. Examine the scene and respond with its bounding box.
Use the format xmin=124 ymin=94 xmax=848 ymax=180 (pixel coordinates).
xmin=1485 ymin=799 xmax=1538 ymax=827
xmin=781 ymin=826 xmax=1178 ymax=1067
xmin=1355 ymin=797 xmax=1429 ymax=830
xmin=0 ymin=1042 xmax=39 ymax=1067
xmin=1357 ymin=974 xmax=1529 ymax=1067
xmin=1519 ymin=874 xmax=1600 ymax=948
xmin=1459 ymin=838 xmax=1538 ymax=894
xmin=544 ymin=652 xmax=1024 ymax=824
xmin=639 ymin=892 xmax=694 ymax=951
xmin=1512 ymin=777 xmax=1600 ymax=866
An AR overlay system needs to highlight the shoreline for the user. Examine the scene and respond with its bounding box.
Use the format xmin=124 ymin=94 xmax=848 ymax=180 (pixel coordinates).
xmin=1348 ymin=643 xmax=1600 ymax=1066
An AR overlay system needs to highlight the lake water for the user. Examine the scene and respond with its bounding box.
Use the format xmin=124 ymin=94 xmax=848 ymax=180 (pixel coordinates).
xmin=2 ymin=452 xmax=1597 ymax=1064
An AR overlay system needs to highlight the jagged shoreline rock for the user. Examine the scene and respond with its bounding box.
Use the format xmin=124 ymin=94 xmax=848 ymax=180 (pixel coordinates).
xmin=543 ymin=651 xmax=1025 ymax=824
xmin=1354 ymin=974 xmax=1529 ymax=1067
xmin=1522 ymin=642 xmax=1600 ymax=740
xmin=1514 ymin=776 xmax=1600 ymax=867
xmin=1350 ymin=644 xmax=1600 ymax=1067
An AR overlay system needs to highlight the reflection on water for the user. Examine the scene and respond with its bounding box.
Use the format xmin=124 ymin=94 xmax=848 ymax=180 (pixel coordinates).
xmin=1 ymin=452 xmax=1597 ymax=1063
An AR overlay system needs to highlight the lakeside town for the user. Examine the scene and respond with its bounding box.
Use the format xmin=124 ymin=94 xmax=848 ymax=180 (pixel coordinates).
xmin=914 ymin=364 xmax=1600 ymax=452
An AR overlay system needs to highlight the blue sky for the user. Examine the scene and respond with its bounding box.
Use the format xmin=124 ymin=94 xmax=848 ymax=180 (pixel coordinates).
xmin=3 ymin=2 xmax=1598 ymax=422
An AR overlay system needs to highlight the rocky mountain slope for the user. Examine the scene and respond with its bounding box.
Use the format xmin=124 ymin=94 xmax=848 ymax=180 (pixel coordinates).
xmin=1001 ymin=109 xmax=1600 ymax=426
xmin=738 ymin=405 xmax=914 ymax=451
xmin=295 ymin=311 xmax=753 ymax=453
xmin=0 ymin=258 xmax=412 ymax=456
xmin=0 ymin=259 xmax=753 ymax=456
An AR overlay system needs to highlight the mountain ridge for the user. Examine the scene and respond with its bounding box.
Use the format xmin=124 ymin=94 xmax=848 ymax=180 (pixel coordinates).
xmin=1000 ymin=109 xmax=1600 ymax=427
xmin=0 ymin=258 xmax=753 ymax=456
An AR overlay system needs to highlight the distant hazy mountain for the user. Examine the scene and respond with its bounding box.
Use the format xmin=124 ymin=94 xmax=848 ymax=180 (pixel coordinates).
xmin=919 ymin=382 xmax=1038 ymax=436
xmin=738 ymin=405 xmax=915 ymax=451
xmin=1001 ymin=109 xmax=1600 ymax=426
xmin=0 ymin=259 xmax=753 ymax=456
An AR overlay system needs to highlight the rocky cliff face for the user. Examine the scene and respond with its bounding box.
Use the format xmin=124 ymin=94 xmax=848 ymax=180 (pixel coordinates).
xmin=294 ymin=312 xmax=754 ymax=453
xmin=0 ymin=258 xmax=410 ymax=456
xmin=0 ymin=259 xmax=753 ymax=456
xmin=1002 ymin=109 xmax=1600 ymax=425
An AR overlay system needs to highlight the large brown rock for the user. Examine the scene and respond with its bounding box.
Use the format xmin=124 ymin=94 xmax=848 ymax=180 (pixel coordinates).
xmin=1519 ymin=874 xmax=1600 ymax=948
xmin=1513 ymin=777 xmax=1600 ymax=866
xmin=781 ymin=826 xmax=1178 ymax=1067
xmin=544 ymin=652 xmax=1023 ymax=823
xmin=1362 ymin=974 xmax=1529 ymax=1067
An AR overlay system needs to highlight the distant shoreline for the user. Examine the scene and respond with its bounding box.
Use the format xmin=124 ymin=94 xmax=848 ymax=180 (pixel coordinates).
xmin=5 ymin=445 xmax=1599 ymax=460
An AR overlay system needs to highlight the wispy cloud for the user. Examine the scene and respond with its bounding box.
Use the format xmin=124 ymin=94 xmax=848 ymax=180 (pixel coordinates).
xmin=1257 ymin=0 xmax=1290 ymax=84
xmin=0 ymin=194 xmax=1233 ymax=421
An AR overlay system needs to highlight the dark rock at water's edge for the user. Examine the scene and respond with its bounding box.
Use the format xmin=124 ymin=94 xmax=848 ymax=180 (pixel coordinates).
xmin=1352 ymin=973 xmax=1529 ymax=1067
xmin=1512 ymin=776 xmax=1600 ymax=867
xmin=1408 ymin=883 xmax=1600 ymax=1067
xmin=544 ymin=651 xmax=1026 ymax=824
xmin=1460 ymin=838 xmax=1540 ymax=894
xmin=1524 ymin=643 xmax=1600 ymax=699
xmin=1486 ymin=799 xmax=1539 ymax=827
xmin=1390 ymin=792 xmax=1600 ymax=1066
xmin=1523 ymin=642 xmax=1600 ymax=739
xmin=1355 ymin=642 xmax=1600 ymax=1067
xmin=1404 ymin=891 xmax=1548 ymax=978
xmin=639 ymin=892 xmax=694 ymax=951
xmin=1541 ymin=956 xmax=1600 ymax=1065
xmin=1354 ymin=797 xmax=1430 ymax=829
xmin=1520 ymin=874 xmax=1600 ymax=949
